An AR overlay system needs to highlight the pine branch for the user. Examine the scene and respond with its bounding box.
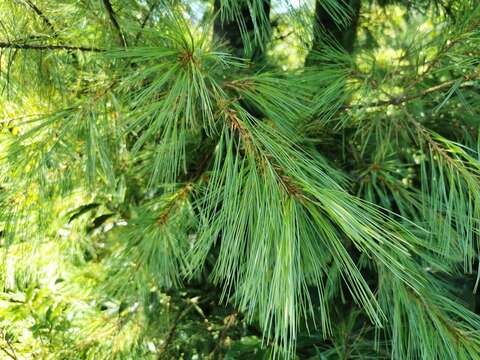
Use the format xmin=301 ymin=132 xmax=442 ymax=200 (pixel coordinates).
xmin=404 ymin=16 xmax=480 ymax=92
xmin=20 ymin=1 xmax=79 ymax=62
xmin=0 ymin=329 xmax=18 ymax=360
xmin=208 ymin=312 xmax=238 ymax=358
xmin=347 ymin=76 xmax=478 ymax=110
xmin=23 ymin=0 xmax=56 ymax=35
xmin=157 ymin=302 xmax=195 ymax=358
xmin=102 ymin=0 xmax=128 ymax=47
xmin=134 ymin=0 xmax=161 ymax=45
xmin=0 ymin=42 xmax=103 ymax=52
xmin=155 ymin=184 xmax=192 ymax=226
xmin=0 ymin=346 xmax=17 ymax=360
xmin=272 ymin=30 xmax=294 ymax=42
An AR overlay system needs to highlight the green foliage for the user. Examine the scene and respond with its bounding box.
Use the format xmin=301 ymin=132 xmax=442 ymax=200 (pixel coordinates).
xmin=0 ymin=0 xmax=480 ymax=359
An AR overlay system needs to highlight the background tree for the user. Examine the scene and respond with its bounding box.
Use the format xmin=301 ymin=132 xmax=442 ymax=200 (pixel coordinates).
xmin=0 ymin=0 xmax=480 ymax=359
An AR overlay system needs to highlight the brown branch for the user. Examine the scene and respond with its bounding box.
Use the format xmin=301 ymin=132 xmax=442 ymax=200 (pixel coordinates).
xmin=0 ymin=329 xmax=18 ymax=360
xmin=155 ymin=184 xmax=192 ymax=226
xmin=189 ymin=148 xmax=214 ymax=183
xmin=157 ymin=303 xmax=194 ymax=359
xmin=0 ymin=346 xmax=17 ymax=360
xmin=208 ymin=312 xmax=239 ymax=358
xmin=407 ymin=287 xmax=467 ymax=345
xmin=24 ymin=0 xmax=56 ymax=34
xmin=21 ymin=1 xmax=83 ymax=62
xmin=404 ymin=39 xmax=459 ymax=92
xmin=346 ymin=76 xmax=478 ymax=110
xmin=134 ymin=0 xmax=161 ymax=45
xmin=102 ymin=0 xmax=128 ymax=47
xmin=398 ymin=15 xmax=480 ymax=95
xmin=4 ymin=339 xmax=17 ymax=360
xmin=401 ymin=108 xmax=476 ymax=183
xmin=0 ymin=42 xmax=103 ymax=52
xmin=273 ymin=30 xmax=294 ymax=42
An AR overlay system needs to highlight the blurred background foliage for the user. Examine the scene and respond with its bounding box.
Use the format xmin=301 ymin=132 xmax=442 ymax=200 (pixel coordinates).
xmin=0 ymin=0 xmax=480 ymax=359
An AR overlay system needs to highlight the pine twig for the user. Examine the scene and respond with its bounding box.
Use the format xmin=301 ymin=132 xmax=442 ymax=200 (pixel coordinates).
xmin=346 ymin=76 xmax=478 ymax=110
xmin=23 ymin=0 xmax=56 ymax=35
xmin=102 ymin=0 xmax=128 ymax=47
xmin=0 ymin=346 xmax=17 ymax=360
xmin=0 ymin=329 xmax=18 ymax=360
xmin=209 ymin=312 xmax=239 ymax=358
xmin=134 ymin=0 xmax=161 ymax=45
xmin=157 ymin=303 xmax=194 ymax=358
xmin=273 ymin=30 xmax=294 ymax=42
xmin=0 ymin=42 xmax=103 ymax=52
xmin=21 ymin=1 xmax=79 ymax=62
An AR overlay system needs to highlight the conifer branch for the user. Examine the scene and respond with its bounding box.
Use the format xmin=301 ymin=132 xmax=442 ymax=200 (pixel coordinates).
xmin=347 ymin=76 xmax=478 ymax=110
xmin=23 ymin=0 xmax=56 ymax=35
xmin=0 ymin=42 xmax=103 ymax=52
xmin=0 ymin=346 xmax=17 ymax=360
xmin=155 ymin=185 xmax=192 ymax=226
xmin=402 ymin=108 xmax=467 ymax=171
xmin=157 ymin=301 xmax=196 ymax=358
xmin=20 ymin=1 xmax=80 ymax=62
xmin=102 ymin=0 xmax=128 ymax=47
xmin=209 ymin=312 xmax=239 ymax=357
xmin=1 ymin=1 xmax=480 ymax=358
xmin=0 ymin=329 xmax=18 ymax=360
xmin=134 ymin=0 xmax=161 ymax=45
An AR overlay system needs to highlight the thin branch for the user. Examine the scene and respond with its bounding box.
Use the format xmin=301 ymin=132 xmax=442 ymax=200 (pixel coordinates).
xmin=401 ymin=108 xmax=475 ymax=181
xmin=102 ymin=0 xmax=128 ymax=47
xmin=393 ymin=16 xmax=480 ymax=97
xmin=0 ymin=42 xmax=103 ymax=52
xmin=4 ymin=338 xmax=17 ymax=360
xmin=20 ymin=1 xmax=82 ymax=62
xmin=134 ymin=0 xmax=161 ymax=45
xmin=0 ymin=329 xmax=18 ymax=360
xmin=155 ymin=184 xmax=192 ymax=226
xmin=0 ymin=346 xmax=17 ymax=360
xmin=23 ymin=0 xmax=56 ymax=35
xmin=209 ymin=312 xmax=239 ymax=358
xmin=157 ymin=303 xmax=194 ymax=359
xmin=346 ymin=76 xmax=478 ymax=110
xmin=273 ymin=30 xmax=294 ymax=42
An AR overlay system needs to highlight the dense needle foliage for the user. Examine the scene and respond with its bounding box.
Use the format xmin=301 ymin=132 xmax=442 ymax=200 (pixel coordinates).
xmin=0 ymin=0 xmax=480 ymax=358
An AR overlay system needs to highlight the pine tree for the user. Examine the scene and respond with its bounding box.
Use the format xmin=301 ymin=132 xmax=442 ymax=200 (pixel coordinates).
xmin=0 ymin=0 xmax=480 ymax=358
